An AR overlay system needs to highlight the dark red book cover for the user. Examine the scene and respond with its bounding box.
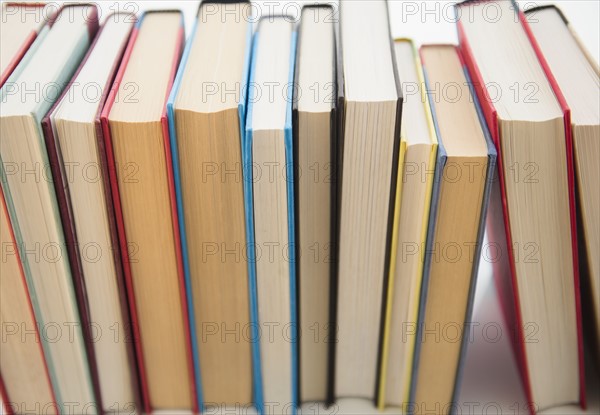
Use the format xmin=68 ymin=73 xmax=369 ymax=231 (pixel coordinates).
xmin=0 ymin=187 xmax=58 ymax=414
xmin=100 ymin=11 xmax=198 ymax=414
xmin=92 ymin=14 xmax=143 ymax=415
xmin=455 ymin=0 xmax=585 ymax=413
xmin=0 ymin=2 xmax=46 ymax=86
xmin=40 ymin=9 xmax=143 ymax=415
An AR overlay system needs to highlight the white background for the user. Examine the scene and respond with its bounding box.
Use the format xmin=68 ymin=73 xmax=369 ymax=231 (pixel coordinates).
xmin=1 ymin=1 xmax=599 ymax=414
xmin=98 ymin=0 xmax=600 ymax=64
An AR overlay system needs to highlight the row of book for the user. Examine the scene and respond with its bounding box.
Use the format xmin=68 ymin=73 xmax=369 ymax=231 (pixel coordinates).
xmin=0 ymin=0 xmax=598 ymax=414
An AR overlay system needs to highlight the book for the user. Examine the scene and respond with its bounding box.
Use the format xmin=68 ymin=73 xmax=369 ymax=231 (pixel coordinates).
xmin=0 ymin=5 xmax=99 ymax=413
xmin=293 ymin=4 xmax=337 ymax=404
xmin=245 ymin=15 xmax=297 ymax=413
xmin=525 ymin=5 xmax=600 ymax=370
xmin=0 ymin=187 xmax=57 ymax=415
xmin=1 ymin=6 xmax=55 ymax=412
xmin=378 ymin=38 xmax=438 ymax=409
xmin=0 ymin=2 xmax=47 ymax=85
xmin=409 ymin=44 xmax=496 ymax=413
xmin=335 ymin=0 xmax=403 ymax=400
xmin=100 ymin=11 xmax=197 ymax=412
xmin=456 ymin=0 xmax=585 ymax=411
xmin=40 ymin=13 xmax=139 ymax=413
xmin=167 ymin=0 xmax=253 ymax=407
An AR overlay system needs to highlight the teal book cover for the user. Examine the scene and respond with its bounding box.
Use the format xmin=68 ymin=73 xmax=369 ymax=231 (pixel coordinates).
xmin=0 ymin=4 xmax=99 ymax=412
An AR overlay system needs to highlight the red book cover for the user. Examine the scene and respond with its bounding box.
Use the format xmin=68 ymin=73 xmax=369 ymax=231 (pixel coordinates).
xmin=40 ymin=12 xmax=142 ymax=415
xmin=100 ymin=11 xmax=198 ymax=413
xmin=519 ymin=14 xmax=585 ymax=408
xmin=455 ymin=0 xmax=585 ymax=413
xmin=0 ymin=2 xmax=46 ymax=86
xmin=0 ymin=374 xmax=11 ymax=415
xmin=0 ymin=187 xmax=58 ymax=415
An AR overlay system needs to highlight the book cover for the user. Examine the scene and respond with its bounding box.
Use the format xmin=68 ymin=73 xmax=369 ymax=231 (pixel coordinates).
xmin=242 ymin=25 xmax=263 ymax=415
xmin=0 ymin=374 xmax=10 ymax=415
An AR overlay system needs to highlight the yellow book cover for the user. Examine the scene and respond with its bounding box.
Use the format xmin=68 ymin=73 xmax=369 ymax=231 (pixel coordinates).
xmin=378 ymin=38 xmax=439 ymax=409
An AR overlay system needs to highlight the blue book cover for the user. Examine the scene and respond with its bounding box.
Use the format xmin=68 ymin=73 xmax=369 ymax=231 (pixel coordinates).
xmin=167 ymin=2 xmax=254 ymax=411
xmin=409 ymin=45 xmax=497 ymax=412
xmin=244 ymin=16 xmax=298 ymax=415
xmin=451 ymin=59 xmax=497 ymax=405
xmin=166 ymin=14 xmax=203 ymax=412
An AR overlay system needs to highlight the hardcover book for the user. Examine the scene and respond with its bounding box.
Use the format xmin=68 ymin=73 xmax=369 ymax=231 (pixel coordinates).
xmin=0 ymin=6 xmax=56 ymax=412
xmin=456 ymin=0 xmax=585 ymax=411
xmin=525 ymin=4 xmax=600 ymax=371
xmin=0 ymin=4 xmax=99 ymax=413
xmin=40 ymin=13 xmax=140 ymax=413
xmin=378 ymin=38 xmax=439 ymax=409
xmin=245 ymin=15 xmax=298 ymax=414
xmin=167 ymin=0 xmax=254 ymax=408
xmin=293 ymin=4 xmax=337 ymax=405
xmin=100 ymin=10 xmax=198 ymax=412
xmin=409 ymin=44 xmax=497 ymax=413
xmin=335 ymin=0 xmax=403 ymax=401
